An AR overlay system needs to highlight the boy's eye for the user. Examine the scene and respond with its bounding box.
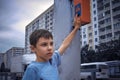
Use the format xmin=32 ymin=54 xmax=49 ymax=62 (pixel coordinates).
xmin=50 ymin=42 xmax=53 ymax=46
xmin=41 ymin=43 xmax=47 ymax=46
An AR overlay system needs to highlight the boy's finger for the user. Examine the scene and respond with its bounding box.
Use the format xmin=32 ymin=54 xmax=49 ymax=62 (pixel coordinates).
xmin=75 ymin=14 xmax=78 ymax=18
xmin=74 ymin=14 xmax=78 ymax=21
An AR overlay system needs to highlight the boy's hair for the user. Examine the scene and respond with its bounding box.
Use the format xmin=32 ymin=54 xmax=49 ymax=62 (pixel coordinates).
xmin=29 ymin=29 xmax=53 ymax=47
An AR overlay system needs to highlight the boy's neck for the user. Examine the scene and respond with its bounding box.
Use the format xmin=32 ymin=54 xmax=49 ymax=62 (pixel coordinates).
xmin=36 ymin=56 xmax=48 ymax=62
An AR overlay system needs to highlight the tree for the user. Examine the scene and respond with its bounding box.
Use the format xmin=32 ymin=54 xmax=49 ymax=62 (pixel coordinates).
xmin=0 ymin=62 xmax=5 ymax=72
xmin=81 ymin=44 xmax=97 ymax=63
xmin=81 ymin=44 xmax=89 ymax=63
xmin=81 ymin=37 xmax=120 ymax=63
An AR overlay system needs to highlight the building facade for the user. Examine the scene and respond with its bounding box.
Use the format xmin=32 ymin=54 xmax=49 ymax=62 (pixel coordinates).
xmin=97 ymin=0 xmax=120 ymax=44
xmin=25 ymin=0 xmax=120 ymax=51
xmin=5 ymin=47 xmax=24 ymax=69
xmin=81 ymin=23 xmax=95 ymax=50
xmin=25 ymin=5 xmax=54 ymax=54
xmin=0 ymin=53 xmax=5 ymax=67
xmin=81 ymin=0 xmax=120 ymax=50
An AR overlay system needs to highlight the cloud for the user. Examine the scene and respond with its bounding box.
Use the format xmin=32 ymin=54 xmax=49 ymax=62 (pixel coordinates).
xmin=0 ymin=30 xmax=25 ymax=52
xmin=0 ymin=0 xmax=54 ymax=52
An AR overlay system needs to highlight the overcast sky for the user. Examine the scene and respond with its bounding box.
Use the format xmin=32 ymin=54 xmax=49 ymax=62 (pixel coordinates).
xmin=0 ymin=0 xmax=54 ymax=53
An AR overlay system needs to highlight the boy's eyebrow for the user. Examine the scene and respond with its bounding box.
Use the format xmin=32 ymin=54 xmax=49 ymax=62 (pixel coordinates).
xmin=50 ymin=41 xmax=54 ymax=44
xmin=40 ymin=40 xmax=53 ymax=43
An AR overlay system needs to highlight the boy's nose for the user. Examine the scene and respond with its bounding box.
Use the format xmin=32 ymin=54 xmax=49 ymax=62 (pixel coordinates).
xmin=48 ymin=45 xmax=52 ymax=50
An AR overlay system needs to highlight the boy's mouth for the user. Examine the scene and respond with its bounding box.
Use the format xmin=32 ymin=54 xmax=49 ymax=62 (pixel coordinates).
xmin=47 ymin=52 xmax=52 ymax=56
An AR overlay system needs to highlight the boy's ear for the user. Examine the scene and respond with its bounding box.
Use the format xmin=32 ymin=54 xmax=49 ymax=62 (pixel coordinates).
xmin=30 ymin=45 xmax=35 ymax=53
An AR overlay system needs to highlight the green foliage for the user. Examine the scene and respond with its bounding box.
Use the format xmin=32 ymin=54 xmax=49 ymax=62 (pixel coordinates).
xmin=81 ymin=37 xmax=120 ymax=63
xmin=0 ymin=62 xmax=10 ymax=72
xmin=0 ymin=62 xmax=5 ymax=72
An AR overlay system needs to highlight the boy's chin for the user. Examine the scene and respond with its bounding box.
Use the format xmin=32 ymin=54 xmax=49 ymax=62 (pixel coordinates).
xmin=45 ymin=57 xmax=52 ymax=61
xmin=48 ymin=57 xmax=52 ymax=60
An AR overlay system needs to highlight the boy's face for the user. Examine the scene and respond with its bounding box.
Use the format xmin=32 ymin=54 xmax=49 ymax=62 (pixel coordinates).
xmin=30 ymin=37 xmax=54 ymax=62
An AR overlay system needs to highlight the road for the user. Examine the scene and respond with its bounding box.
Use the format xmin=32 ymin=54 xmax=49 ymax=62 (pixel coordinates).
xmin=109 ymin=78 xmax=120 ymax=80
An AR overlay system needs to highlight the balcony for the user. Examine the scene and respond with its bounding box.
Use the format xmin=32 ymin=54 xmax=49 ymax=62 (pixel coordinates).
xmin=113 ymin=10 xmax=120 ymax=17
xmin=115 ymin=25 xmax=120 ymax=31
xmin=104 ymin=0 xmax=110 ymax=5
xmin=99 ymin=31 xmax=105 ymax=36
xmin=112 ymin=2 xmax=120 ymax=9
xmin=106 ymin=30 xmax=112 ymax=34
xmin=104 ymin=22 xmax=112 ymax=27
xmin=99 ymin=38 xmax=106 ymax=43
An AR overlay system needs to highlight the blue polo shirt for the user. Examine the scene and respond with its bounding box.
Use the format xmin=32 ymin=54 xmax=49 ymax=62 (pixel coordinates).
xmin=22 ymin=50 xmax=61 ymax=80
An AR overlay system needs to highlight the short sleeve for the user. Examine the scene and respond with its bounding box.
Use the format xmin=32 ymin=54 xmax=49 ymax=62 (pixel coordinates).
xmin=22 ymin=67 xmax=37 ymax=80
xmin=52 ymin=50 xmax=61 ymax=66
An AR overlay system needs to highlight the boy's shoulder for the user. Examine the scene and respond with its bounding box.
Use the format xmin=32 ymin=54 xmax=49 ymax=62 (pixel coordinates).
xmin=30 ymin=61 xmax=46 ymax=66
xmin=27 ymin=61 xmax=45 ymax=70
xmin=28 ymin=61 xmax=43 ymax=69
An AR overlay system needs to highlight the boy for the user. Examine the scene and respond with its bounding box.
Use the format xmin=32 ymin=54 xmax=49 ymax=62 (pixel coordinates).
xmin=22 ymin=15 xmax=81 ymax=80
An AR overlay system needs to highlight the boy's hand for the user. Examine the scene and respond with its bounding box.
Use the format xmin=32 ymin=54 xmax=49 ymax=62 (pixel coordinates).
xmin=73 ymin=14 xmax=81 ymax=29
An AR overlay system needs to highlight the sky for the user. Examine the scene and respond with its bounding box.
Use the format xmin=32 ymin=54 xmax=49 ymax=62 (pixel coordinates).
xmin=0 ymin=0 xmax=54 ymax=53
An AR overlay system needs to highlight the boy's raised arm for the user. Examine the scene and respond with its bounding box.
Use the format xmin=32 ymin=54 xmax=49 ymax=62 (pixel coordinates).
xmin=58 ymin=15 xmax=81 ymax=55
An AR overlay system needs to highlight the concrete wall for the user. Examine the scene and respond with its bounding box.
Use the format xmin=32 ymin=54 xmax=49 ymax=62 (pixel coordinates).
xmin=54 ymin=0 xmax=81 ymax=80
xmin=11 ymin=55 xmax=23 ymax=72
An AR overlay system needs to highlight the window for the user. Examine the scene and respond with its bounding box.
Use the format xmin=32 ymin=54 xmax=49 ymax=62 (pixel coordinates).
xmin=94 ymin=24 xmax=97 ymax=28
xmin=112 ymin=6 xmax=120 ymax=13
xmin=95 ymin=45 xmax=98 ymax=48
xmin=98 ymin=13 xmax=105 ymax=19
xmin=88 ymin=26 xmax=92 ymax=30
xmin=83 ymin=34 xmax=86 ymax=38
xmin=84 ymin=41 xmax=86 ymax=45
xmin=95 ymin=31 xmax=97 ymax=35
xmin=93 ymin=10 xmax=96 ymax=15
xmin=114 ymin=22 xmax=120 ymax=30
xmin=50 ymin=27 xmax=53 ymax=30
xmin=104 ymin=3 xmax=110 ymax=9
xmin=99 ymin=28 xmax=105 ymax=32
xmin=95 ymin=38 xmax=98 ymax=42
xmin=50 ymin=22 xmax=53 ymax=25
xmin=50 ymin=13 xmax=53 ymax=17
xmin=100 ymin=35 xmax=105 ymax=39
xmin=112 ymin=0 xmax=120 ymax=5
xmin=36 ymin=20 xmax=39 ymax=28
xmin=89 ymin=33 xmax=92 ymax=37
xmin=89 ymin=39 xmax=92 ymax=43
xmin=93 ymin=4 xmax=96 ymax=8
xmin=105 ymin=10 xmax=110 ymax=16
xmin=106 ymin=25 xmax=111 ymax=30
xmin=94 ymin=17 xmax=97 ymax=21
xmin=83 ymin=31 xmax=85 ymax=34
xmin=98 ymin=6 xmax=104 ymax=11
xmin=99 ymin=20 xmax=104 ymax=25
xmin=81 ymin=65 xmax=96 ymax=69
xmin=114 ymin=31 xmax=120 ymax=36
xmin=113 ymin=14 xmax=120 ymax=20
xmin=89 ymin=46 xmax=93 ymax=50
xmin=105 ymin=17 xmax=111 ymax=23
xmin=83 ymin=28 xmax=86 ymax=32
xmin=106 ymin=33 xmax=112 ymax=38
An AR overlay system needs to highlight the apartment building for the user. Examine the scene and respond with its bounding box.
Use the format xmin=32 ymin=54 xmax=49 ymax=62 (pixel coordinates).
xmin=0 ymin=53 xmax=5 ymax=66
xmin=81 ymin=0 xmax=96 ymax=50
xmin=97 ymin=0 xmax=120 ymax=44
xmin=5 ymin=47 xmax=24 ymax=69
xmin=82 ymin=0 xmax=120 ymax=50
xmin=25 ymin=5 xmax=54 ymax=54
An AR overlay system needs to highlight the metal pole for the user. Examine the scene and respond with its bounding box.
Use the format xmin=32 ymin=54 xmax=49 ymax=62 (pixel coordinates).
xmin=91 ymin=71 xmax=96 ymax=80
xmin=5 ymin=73 xmax=7 ymax=80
